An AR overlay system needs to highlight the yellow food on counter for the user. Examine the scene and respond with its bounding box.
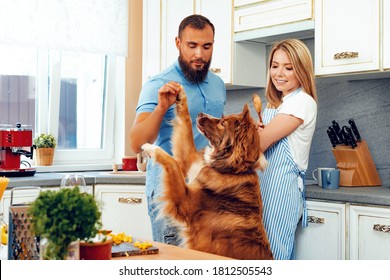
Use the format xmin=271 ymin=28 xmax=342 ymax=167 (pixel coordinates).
xmin=133 ymin=241 xmax=153 ymax=250
xmin=0 ymin=177 xmax=9 ymax=200
xmin=108 ymin=232 xmax=133 ymax=245
xmin=106 ymin=231 xmax=154 ymax=250
xmin=1 ymin=223 xmax=7 ymax=245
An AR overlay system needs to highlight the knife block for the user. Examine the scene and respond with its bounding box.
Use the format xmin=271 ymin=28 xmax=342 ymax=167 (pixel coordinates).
xmin=332 ymin=140 xmax=381 ymax=187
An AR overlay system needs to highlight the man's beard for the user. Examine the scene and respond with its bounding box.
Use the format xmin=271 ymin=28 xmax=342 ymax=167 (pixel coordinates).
xmin=178 ymin=54 xmax=212 ymax=83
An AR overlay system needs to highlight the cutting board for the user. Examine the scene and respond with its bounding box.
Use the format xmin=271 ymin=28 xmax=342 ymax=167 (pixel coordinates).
xmin=111 ymin=242 xmax=159 ymax=257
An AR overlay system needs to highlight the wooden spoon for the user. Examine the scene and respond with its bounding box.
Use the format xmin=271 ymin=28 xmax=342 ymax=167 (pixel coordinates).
xmin=252 ymin=94 xmax=263 ymax=123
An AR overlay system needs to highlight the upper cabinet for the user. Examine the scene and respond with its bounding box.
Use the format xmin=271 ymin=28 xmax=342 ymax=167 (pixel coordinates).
xmin=142 ymin=0 xmax=266 ymax=89
xmin=189 ymin=0 xmax=233 ymax=85
xmin=314 ymin=0 xmax=390 ymax=77
xmin=234 ymin=0 xmax=314 ymax=43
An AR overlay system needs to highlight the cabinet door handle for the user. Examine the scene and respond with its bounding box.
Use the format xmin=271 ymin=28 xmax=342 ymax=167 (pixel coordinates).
xmin=307 ymin=215 xmax=325 ymax=224
xmin=373 ymin=224 xmax=390 ymax=233
xmin=334 ymin=52 xmax=359 ymax=60
xmin=118 ymin=197 xmax=142 ymax=204
xmin=210 ymin=68 xmax=221 ymax=74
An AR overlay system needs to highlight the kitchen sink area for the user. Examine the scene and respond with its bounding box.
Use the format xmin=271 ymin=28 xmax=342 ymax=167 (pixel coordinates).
xmin=99 ymin=171 xmax=146 ymax=176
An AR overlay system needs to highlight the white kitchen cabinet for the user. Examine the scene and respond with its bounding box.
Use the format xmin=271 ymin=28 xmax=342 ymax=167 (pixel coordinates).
xmin=94 ymin=184 xmax=152 ymax=240
xmin=234 ymin=0 xmax=313 ymax=33
xmin=314 ymin=0 xmax=381 ymax=76
xmin=142 ymin=0 xmax=266 ymax=88
xmin=234 ymin=0 xmax=314 ymax=43
xmin=160 ymin=0 xmax=194 ymax=75
xmin=349 ymin=205 xmax=390 ymax=260
xmin=295 ymin=200 xmax=346 ymax=260
xmin=383 ymin=0 xmax=390 ymax=70
xmin=193 ymin=0 xmax=233 ymax=84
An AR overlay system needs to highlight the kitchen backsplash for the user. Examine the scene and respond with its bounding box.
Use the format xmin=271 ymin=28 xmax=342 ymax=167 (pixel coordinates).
xmin=225 ymin=39 xmax=390 ymax=187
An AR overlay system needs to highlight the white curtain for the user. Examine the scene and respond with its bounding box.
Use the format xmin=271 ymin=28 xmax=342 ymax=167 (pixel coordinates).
xmin=0 ymin=0 xmax=128 ymax=56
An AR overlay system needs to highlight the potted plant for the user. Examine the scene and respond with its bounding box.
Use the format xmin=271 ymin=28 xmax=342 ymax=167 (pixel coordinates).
xmin=34 ymin=133 xmax=57 ymax=166
xmin=28 ymin=186 xmax=103 ymax=260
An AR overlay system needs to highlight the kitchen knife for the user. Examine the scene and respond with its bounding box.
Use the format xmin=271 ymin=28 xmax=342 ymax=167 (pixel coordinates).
xmin=326 ymin=128 xmax=337 ymax=148
xmin=339 ymin=127 xmax=350 ymax=146
xmin=348 ymin=118 xmax=362 ymax=141
xmin=328 ymin=126 xmax=340 ymax=146
xmin=331 ymin=120 xmax=344 ymax=144
xmin=343 ymin=126 xmax=357 ymax=148
xmin=332 ymin=120 xmax=344 ymax=143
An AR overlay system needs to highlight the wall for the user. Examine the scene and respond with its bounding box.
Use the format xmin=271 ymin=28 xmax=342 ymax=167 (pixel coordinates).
xmin=124 ymin=0 xmax=143 ymax=156
xmin=225 ymin=39 xmax=390 ymax=187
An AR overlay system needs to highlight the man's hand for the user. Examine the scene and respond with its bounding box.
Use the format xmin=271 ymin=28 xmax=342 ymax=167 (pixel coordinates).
xmin=157 ymin=81 xmax=182 ymax=112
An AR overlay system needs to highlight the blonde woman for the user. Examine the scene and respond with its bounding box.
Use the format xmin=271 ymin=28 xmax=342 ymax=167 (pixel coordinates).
xmin=257 ymin=39 xmax=318 ymax=260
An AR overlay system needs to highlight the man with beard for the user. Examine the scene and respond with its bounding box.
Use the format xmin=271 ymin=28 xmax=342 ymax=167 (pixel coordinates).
xmin=129 ymin=14 xmax=226 ymax=246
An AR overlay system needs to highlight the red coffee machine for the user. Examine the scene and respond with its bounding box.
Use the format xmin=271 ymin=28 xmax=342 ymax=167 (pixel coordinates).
xmin=0 ymin=123 xmax=36 ymax=177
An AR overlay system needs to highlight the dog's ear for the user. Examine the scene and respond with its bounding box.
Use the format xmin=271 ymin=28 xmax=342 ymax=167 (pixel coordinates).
xmin=241 ymin=103 xmax=251 ymax=122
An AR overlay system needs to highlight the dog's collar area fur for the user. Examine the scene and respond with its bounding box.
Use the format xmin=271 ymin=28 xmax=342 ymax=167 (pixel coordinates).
xmin=209 ymin=163 xmax=257 ymax=175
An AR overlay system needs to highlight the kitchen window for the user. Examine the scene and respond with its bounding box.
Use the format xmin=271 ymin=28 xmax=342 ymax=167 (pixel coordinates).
xmin=0 ymin=0 xmax=128 ymax=171
xmin=0 ymin=43 xmax=117 ymax=169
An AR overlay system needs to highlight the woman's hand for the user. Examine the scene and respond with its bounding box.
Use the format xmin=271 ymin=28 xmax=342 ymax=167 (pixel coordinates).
xmin=257 ymin=121 xmax=265 ymax=132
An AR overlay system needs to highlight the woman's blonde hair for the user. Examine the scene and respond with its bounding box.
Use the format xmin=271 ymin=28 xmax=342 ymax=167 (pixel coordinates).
xmin=265 ymin=39 xmax=317 ymax=108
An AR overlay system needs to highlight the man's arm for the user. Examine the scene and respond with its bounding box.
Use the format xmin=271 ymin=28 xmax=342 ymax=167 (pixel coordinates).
xmin=129 ymin=81 xmax=182 ymax=153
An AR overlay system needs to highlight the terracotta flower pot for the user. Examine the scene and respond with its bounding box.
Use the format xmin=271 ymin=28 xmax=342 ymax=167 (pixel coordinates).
xmin=80 ymin=237 xmax=113 ymax=260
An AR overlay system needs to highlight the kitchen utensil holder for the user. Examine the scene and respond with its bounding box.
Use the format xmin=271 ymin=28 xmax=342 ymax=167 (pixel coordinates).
xmin=332 ymin=140 xmax=381 ymax=187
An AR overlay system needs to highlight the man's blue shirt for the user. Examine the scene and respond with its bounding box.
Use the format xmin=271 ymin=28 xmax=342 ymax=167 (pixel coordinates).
xmin=136 ymin=59 xmax=226 ymax=197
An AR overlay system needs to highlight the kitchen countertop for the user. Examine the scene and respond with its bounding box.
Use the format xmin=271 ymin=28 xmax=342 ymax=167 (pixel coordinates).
xmin=5 ymin=172 xmax=390 ymax=207
xmin=6 ymin=171 xmax=147 ymax=187
xmin=0 ymin=239 xmax=233 ymax=260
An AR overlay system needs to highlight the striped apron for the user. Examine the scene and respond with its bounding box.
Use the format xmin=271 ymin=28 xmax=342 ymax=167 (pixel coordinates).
xmin=259 ymin=90 xmax=308 ymax=260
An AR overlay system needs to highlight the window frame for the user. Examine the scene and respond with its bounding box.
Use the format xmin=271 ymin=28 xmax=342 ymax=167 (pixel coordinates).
xmin=34 ymin=51 xmax=122 ymax=172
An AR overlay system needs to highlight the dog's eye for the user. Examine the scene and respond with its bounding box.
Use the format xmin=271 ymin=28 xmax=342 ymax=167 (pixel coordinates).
xmin=220 ymin=119 xmax=226 ymax=127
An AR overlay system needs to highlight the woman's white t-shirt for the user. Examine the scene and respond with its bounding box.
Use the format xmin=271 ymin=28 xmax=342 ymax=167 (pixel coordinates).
xmin=277 ymin=90 xmax=317 ymax=171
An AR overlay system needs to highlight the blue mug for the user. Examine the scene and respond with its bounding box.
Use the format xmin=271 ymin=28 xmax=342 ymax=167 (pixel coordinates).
xmin=321 ymin=169 xmax=340 ymax=189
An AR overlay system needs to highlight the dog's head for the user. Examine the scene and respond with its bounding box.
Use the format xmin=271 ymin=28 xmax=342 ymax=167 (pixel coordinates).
xmin=197 ymin=104 xmax=264 ymax=174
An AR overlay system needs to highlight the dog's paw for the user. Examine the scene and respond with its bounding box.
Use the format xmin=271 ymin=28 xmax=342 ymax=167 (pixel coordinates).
xmin=258 ymin=153 xmax=268 ymax=171
xmin=141 ymin=143 xmax=157 ymax=159
xmin=175 ymin=85 xmax=187 ymax=105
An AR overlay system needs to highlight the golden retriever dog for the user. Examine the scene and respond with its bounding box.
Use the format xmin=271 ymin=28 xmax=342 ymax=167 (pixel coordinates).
xmin=142 ymin=88 xmax=273 ymax=260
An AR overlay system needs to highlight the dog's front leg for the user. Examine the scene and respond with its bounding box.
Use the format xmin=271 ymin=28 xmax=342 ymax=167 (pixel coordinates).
xmin=142 ymin=143 xmax=191 ymax=223
xmin=171 ymin=88 xmax=199 ymax=176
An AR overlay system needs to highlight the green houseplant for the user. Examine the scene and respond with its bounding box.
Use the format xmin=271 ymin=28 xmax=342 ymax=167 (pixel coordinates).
xmin=33 ymin=133 xmax=57 ymax=148
xmin=33 ymin=133 xmax=56 ymax=165
xmin=28 ymin=186 xmax=102 ymax=260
